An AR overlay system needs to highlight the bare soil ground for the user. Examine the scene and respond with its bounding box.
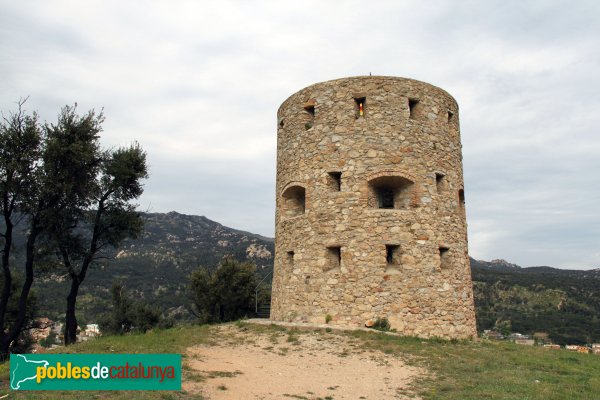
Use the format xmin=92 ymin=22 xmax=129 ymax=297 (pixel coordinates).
xmin=183 ymin=323 xmax=425 ymax=400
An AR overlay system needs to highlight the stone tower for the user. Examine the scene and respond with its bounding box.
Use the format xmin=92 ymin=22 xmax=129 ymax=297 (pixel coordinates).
xmin=270 ymin=76 xmax=476 ymax=339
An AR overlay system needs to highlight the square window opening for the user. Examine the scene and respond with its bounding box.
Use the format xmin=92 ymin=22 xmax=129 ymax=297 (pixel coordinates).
xmin=328 ymin=172 xmax=342 ymax=191
xmin=386 ymin=245 xmax=400 ymax=265
xmin=326 ymin=246 xmax=341 ymax=270
xmin=377 ymin=187 xmax=395 ymax=209
xmin=287 ymin=251 xmax=294 ymax=265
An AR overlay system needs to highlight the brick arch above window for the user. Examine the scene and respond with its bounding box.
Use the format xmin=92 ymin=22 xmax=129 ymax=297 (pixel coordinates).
xmin=361 ymin=169 xmax=421 ymax=209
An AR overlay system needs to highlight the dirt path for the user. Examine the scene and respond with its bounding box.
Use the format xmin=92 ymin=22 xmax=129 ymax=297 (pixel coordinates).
xmin=184 ymin=324 xmax=425 ymax=399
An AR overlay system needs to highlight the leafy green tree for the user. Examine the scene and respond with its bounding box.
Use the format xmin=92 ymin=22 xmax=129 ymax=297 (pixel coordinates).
xmin=1 ymin=100 xmax=148 ymax=353
xmin=99 ymin=283 xmax=161 ymax=335
xmin=495 ymin=320 xmax=512 ymax=336
xmin=0 ymin=99 xmax=44 ymax=358
xmin=189 ymin=258 xmax=258 ymax=323
xmin=189 ymin=268 xmax=212 ymax=323
xmin=99 ymin=283 xmax=132 ymax=335
xmin=40 ymin=331 xmax=58 ymax=348
xmin=40 ymin=105 xmax=148 ymax=345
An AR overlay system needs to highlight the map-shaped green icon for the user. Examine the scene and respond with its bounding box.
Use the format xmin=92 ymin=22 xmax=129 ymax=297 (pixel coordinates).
xmin=10 ymin=354 xmax=49 ymax=390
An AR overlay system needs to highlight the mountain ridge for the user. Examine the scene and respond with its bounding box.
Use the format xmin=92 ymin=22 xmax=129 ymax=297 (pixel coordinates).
xmin=4 ymin=211 xmax=598 ymax=344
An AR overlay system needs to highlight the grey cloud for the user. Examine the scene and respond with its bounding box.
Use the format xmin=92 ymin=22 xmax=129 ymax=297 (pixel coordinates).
xmin=1 ymin=1 xmax=599 ymax=268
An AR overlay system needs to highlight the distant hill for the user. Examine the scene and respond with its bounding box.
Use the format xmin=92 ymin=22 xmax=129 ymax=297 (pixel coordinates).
xmin=6 ymin=211 xmax=599 ymax=344
xmin=34 ymin=211 xmax=274 ymax=322
xmin=471 ymin=258 xmax=600 ymax=345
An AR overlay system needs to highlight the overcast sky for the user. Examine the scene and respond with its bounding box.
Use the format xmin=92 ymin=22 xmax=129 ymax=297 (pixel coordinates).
xmin=1 ymin=1 xmax=599 ymax=269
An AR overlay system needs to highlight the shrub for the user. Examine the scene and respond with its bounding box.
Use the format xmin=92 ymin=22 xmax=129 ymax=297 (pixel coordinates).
xmin=372 ymin=317 xmax=391 ymax=332
xmin=189 ymin=258 xmax=259 ymax=323
xmin=99 ymin=283 xmax=162 ymax=335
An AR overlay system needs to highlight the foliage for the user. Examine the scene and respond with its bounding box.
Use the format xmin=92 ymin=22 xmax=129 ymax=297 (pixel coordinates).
xmin=371 ymin=317 xmax=391 ymax=332
xmin=36 ymin=105 xmax=148 ymax=345
xmin=471 ymin=260 xmax=600 ymax=345
xmin=0 ymin=273 xmax=38 ymax=354
xmin=495 ymin=320 xmax=512 ymax=336
xmin=189 ymin=258 xmax=259 ymax=323
xmin=0 ymin=100 xmax=147 ymax=354
xmin=0 ymin=99 xmax=44 ymax=357
xmin=98 ymin=283 xmax=161 ymax=335
xmin=10 ymin=211 xmax=275 ymax=326
xmin=40 ymin=331 xmax=58 ymax=348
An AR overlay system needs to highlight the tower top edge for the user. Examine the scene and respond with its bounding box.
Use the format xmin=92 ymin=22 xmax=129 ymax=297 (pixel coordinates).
xmin=278 ymin=76 xmax=457 ymax=113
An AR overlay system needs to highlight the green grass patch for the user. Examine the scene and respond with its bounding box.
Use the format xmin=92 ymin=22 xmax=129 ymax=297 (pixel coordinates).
xmin=3 ymin=322 xmax=599 ymax=399
xmin=0 ymin=324 xmax=211 ymax=399
xmin=345 ymin=329 xmax=600 ymax=400
xmin=239 ymin=322 xmax=600 ymax=400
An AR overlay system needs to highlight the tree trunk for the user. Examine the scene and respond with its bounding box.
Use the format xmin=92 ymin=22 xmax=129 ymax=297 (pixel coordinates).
xmin=0 ymin=219 xmax=13 ymax=337
xmin=1 ymin=224 xmax=39 ymax=358
xmin=65 ymin=278 xmax=80 ymax=345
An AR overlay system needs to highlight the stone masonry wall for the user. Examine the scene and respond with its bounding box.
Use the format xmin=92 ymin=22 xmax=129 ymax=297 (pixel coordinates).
xmin=270 ymin=76 xmax=477 ymax=339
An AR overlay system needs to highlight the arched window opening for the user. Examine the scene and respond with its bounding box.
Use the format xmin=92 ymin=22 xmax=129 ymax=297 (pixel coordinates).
xmin=368 ymin=176 xmax=414 ymax=209
xmin=281 ymin=185 xmax=306 ymax=218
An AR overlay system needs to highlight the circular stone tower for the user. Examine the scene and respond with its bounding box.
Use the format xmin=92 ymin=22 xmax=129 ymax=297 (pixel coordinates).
xmin=271 ymin=76 xmax=476 ymax=339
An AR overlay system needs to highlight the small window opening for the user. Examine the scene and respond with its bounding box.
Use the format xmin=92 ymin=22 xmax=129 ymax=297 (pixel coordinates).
xmin=325 ymin=246 xmax=341 ymax=271
xmin=304 ymin=99 xmax=316 ymax=130
xmin=368 ymin=176 xmax=414 ymax=209
xmin=408 ymin=98 xmax=420 ymax=119
xmin=435 ymin=173 xmax=446 ymax=193
xmin=386 ymin=245 xmax=400 ymax=265
xmin=279 ymin=118 xmax=285 ymax=128
xmin=328 ymin=172 xmax=342 ymax=191
xmin=447 ymin=110 xmax=454 ymax=122
xmin=378 ymin=187 xmax=395 ymax=209
xmin=354 ymin=97 xmax=366 ymax=119
xmin=282 ymin=185 xmax=306 ymax=218
xmin=287 ymin=251 xmax=294 ymax=266
xmin=303 ymin=102 xmax=315 ymax=116
xmin=439 ymin=246 xmax=450 ymax=269
xmin=458 ymin=189 xmax=465 ymax=207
